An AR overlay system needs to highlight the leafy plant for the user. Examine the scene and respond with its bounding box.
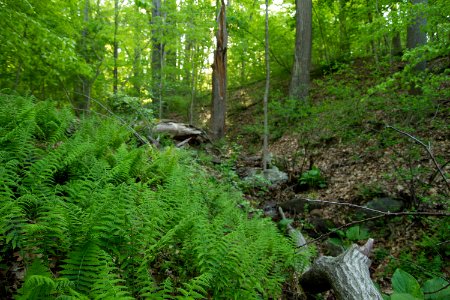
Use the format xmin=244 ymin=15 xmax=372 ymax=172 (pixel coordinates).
xmin=384 ymin=269 xmax=450 ymax=300
xmin=298 ymin=166 xmax=327 ymax=189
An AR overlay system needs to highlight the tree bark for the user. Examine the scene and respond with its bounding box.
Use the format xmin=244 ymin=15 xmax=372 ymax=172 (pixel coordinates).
xmin=151 ymin=0 xmax=164 ymax=116
xmin=279 ymin=208 xmax=382 ymax=300
xmin=390 ymin=4 xmax=403 ymax=57
xmin=210 ymin=0 xmax=228 ymax=141
xmin=262 ymin=0 xmax=270 ymax=172
xmin=338 ymin=0 xmax=350 ymax=57
xmin=289 ymin=0 xmax=312 ymax=102
xmin=391 ymin=32 xmax=402 ymax=56
xmin=300 ymin=241 xmax=383 ymax=300
xmin=74 ymin=0 xmax=92 ymax=114
xmin=113 ymin=0 xmax=119 ymax=95
xmin=407 ymin=0 xmax=428 ymax=71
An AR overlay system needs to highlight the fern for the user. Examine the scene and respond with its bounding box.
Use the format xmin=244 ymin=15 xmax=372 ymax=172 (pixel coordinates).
xmin=0 ymin=94 xmax=303 ymax=299
xmin=60 ymin=241 xmax=131 ymax=298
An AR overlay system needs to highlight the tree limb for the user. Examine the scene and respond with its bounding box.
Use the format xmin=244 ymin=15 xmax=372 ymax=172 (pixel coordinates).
xmin=386 ymin=125 xmax=449 ymax=192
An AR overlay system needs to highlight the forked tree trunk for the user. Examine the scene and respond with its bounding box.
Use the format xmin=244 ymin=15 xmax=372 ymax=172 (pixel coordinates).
xmin=211 ymin=0 xmax=228 ymax=141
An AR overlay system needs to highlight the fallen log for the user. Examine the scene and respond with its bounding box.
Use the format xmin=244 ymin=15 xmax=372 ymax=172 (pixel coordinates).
xmin=278 ymin=207 xmax=383 ymax=300
xmin=152 ymin=121 xmax=210 ymax=144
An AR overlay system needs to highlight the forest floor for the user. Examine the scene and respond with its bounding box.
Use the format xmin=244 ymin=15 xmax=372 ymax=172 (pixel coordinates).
xmin=224 ymin=57 xmax=450 ymax=297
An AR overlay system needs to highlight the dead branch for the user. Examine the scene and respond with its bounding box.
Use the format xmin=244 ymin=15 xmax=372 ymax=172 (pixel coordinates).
xmin=386 ymin=125 xmax=450 ymax=192
xmin=304 ymin=210 xmax=449 ymax=247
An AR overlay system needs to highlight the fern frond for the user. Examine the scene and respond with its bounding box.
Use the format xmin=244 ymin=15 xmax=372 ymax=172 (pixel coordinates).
xmin=16 ymin=259 xmax=55 ymax=300
xmin=60 ymin=242 xmax=110 ymax=294
xmin=176 ymin=272 xmax=212 ymax=300
xmin=0 ymin=199 xmax=26 ymax=249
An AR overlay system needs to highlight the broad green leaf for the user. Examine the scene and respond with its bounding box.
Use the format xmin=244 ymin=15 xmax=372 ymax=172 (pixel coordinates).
xmin=392 ymin=269 xmax=424 ymax=298
xmin=391 ymin=293 xmax=423 ymax=300
xmin=422 ymin=277 xmax=450 ymax=300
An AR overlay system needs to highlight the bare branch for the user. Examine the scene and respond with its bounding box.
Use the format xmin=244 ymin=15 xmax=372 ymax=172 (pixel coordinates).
xmin=301 ymin=198 xmax=388 ymax=215
xmin=301 ymin=210 xmax=449 ymax=247
xmin=386 ymin=125 xmax=449 ymax=192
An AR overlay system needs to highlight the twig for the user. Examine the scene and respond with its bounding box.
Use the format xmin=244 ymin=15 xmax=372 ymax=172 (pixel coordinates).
xmin=300 ymin=210 xmax=449 ymax=247
xmin=301 ymin=198 xmax=391 ymax=215
xmin=176 ymin=137 xmax=192 ymax=148
xmin=386 ymin=125 xmax=449 ymax=192
xmin=72 ymin=93 xmax=152 ymax=147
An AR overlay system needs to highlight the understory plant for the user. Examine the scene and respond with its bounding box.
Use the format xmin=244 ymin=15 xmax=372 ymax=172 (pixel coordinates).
xmin=0 ymin=94 xmax=306 ymax=299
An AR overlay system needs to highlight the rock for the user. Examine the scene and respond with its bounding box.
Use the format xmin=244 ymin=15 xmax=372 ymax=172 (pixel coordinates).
xmin=263 ymin=166 xmax=288 ymax=187
xmin=363 ymin=197 xmax=404 ymax=216
xmin=324 ymin=238 xmax=345 ymax=257
xmin=243 ymin=166 xmax=288 ymax=189
xmin=279 ymin=196 xmax=323 ymax=214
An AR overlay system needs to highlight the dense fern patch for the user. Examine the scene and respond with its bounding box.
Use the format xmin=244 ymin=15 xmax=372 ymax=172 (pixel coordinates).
xmin=0 ymin=94 xmax=303 ymax=299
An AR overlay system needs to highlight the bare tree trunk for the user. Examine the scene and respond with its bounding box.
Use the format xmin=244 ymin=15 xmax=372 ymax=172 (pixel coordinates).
xmin=262 ymin=0 xmax=270 ymax=172
xmin=312 ymin=5 xmax=330 ymax=66
xmin=289 ymin=0 xmax=312 ymax=102
xmin=74 ymin=0 xmax=92 ymax=114
xmin=151 ymin=0 xmax=163 ymax=115
xmin=407 ymin=0 xmax=427 ymax=95
xmin=391 ymin=32 xmax=402 ymax=56
xmin=113 ymin=0 xmax=119 ymax=95
xmin=407 ymin=0 xmax=428 ymax=71
xmin=211 ymin=0 xmax=228 ymax=141
xmin=338 ymin=0 xmax=350 ymax=57
xmin=189 ymin=46 xmax=197 ymax=125
xmin=390 ymin=4 xmax=403 ymax=58
xmin=367 ymin=0 xmax=379 ymax=66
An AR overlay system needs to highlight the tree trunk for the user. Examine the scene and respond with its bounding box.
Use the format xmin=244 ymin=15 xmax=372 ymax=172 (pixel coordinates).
xmin=407 ymin=0 xmax=428 ymax=71
xmin=189 ymin=45 xmax=198 ymax=126
xmin=113 ymin=0 xmax=119 ymax=95
xmin=391 ymin=32 xmax=402 ymax=56
xmin=262 ymin=0 xmax=270 ymax=172
xmin=390 ymin=4 xmax=403 ymax=57
xmin=74 ymin=0 xmax=92 ymax=114
xmin=289 ymin=0 xmax=312 ymax=102
xmin=151 ymin=0 xmax=163 ymax=114
xmin=407 ymin=0 xmax=427 ymax=95
xmin=210 ymin=0 xmax=228 ymax=141
xmin=338 ymin=0 xmax=350 ymax=58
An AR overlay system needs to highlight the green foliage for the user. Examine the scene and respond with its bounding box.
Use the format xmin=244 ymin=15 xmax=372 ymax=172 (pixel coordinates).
xmin=384 ymin=269 xmax=450 ymax=300
xmin=0 ymin=94 xmax=303 ymax=299
xmin=298 ymin=166 xmax=327 ymax=189
xmin=343 ymin=225 xmax=370 ymax=242
xmin=392 ymin=269 xmax=424 ymax=299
